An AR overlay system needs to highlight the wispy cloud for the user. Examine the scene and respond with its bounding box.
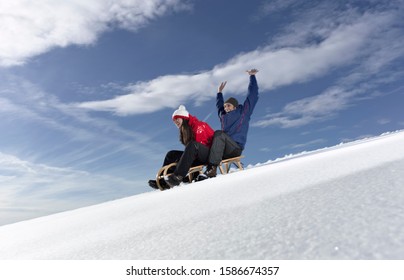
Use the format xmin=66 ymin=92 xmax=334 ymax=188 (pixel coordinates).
xmin=0 ymin=151 xmax=139 ymax=226
xmin=287 ymin=139 xmax=327 ymax=150
xmin=253 ymin=86 xmax=356 ymax=128
xmin=252 ymin=2 xmax=404 ymax=128
xmin=377 ymin=118 xmax=391 ymax=125
xmin=76 ymin=2 xmax=404 ymax=121
xmin=252 ymin=0 xmax=300 ymax=21
xmin=0 ymin=84 xmax=157 ymax=225
xmin=0 ymin=74 xmax=167 ymax=168
xmin=0 ymin=78 xmax=159 ymax=224
xmin=0 ymin=0 xmax=191 ymax=67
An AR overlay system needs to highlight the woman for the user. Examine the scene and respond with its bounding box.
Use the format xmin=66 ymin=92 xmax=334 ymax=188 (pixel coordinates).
xmin=148 ymin=105 xmax=214 ymax=189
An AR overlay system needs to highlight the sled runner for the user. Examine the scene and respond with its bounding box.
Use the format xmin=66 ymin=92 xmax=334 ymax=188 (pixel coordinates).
xmin=155 ymin=156 xmax=244 ymax=190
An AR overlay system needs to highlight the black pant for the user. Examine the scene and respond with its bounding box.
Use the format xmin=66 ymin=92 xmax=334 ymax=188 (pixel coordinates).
xmin=162 ymin=150 xmax=183 ymax=174
xmin=163 ymin=141 xmax=210 ymax=177
xmin=208 ymin=130 xmax=242 ymax=166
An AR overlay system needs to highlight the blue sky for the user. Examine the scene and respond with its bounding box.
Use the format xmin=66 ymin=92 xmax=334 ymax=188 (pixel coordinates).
xmin=1 ymin=0 xmax=403 ymax=225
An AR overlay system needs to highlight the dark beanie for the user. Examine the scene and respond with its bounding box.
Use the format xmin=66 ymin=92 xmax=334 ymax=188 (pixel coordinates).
xmin=224 ymin=97 xmax=239 ymax=107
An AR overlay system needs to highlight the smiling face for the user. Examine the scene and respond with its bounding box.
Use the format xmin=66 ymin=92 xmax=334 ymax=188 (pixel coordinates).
xmin=173 ymin=117 xmax=183 ymax=128
xmin=224 ymin=103 xmax=236 ymax=113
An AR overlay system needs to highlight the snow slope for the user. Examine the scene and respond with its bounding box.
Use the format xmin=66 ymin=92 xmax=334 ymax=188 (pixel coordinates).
xmin=0 ymin=131 xmax=403 ymax=260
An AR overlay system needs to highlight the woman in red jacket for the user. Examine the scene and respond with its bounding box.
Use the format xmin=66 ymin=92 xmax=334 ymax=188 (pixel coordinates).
xmin=148 ymin=105 xmax=214 ymax=189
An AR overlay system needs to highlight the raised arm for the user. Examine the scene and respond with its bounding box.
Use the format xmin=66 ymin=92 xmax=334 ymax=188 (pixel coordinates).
xmin=243 ymin=69 xmax=259 ymax=116
xmin=216 ymin=81 xmax=227 ymax=117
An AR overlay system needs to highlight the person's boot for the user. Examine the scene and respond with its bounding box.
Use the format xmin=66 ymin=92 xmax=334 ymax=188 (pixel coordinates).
xmin=196 ymin=165 xmax=217 ymax=182
xmin=205 ymin=165 xmax=217 ymax=178
xmin=148 ymin=179 xmax=170 ymax=190
xmin=165 ymin=174 xmax=183 ymax=188
xmin=148 ymin=180 xmax=158 ymax=189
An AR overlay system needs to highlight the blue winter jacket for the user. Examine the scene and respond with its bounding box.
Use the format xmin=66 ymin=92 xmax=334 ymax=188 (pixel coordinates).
xmin=216 ymin=75 xmax=259 ymax=150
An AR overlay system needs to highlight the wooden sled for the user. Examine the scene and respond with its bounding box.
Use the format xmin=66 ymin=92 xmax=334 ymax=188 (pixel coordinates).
xmin=218 ymin=155 xmax=244 ymax=174
xmin=155 ymin=156 xmax=244 ymax=190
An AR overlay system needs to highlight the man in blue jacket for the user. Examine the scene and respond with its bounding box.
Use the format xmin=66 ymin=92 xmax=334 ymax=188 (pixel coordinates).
xmin=201 ymin=69 xmax=259 ymax=179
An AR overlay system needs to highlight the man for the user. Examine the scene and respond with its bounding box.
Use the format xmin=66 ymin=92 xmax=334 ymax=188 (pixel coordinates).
xmin=200 ymin=69 xmax=259 ymax=179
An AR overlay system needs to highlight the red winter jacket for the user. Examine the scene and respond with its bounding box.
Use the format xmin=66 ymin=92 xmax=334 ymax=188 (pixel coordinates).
xmin=188 ymin=115 xmax=214 ymax=148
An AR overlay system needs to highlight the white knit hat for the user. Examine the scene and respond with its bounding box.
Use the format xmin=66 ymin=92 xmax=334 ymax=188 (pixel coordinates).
xmin=172 ymin=105 xmax=189 ymax=120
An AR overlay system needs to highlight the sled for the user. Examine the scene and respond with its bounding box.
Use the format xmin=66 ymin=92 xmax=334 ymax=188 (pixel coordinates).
xmin=155 ymin=156 xmax=245 ymax=190
xmin=218 ymin=155 xmax=244 ymax=174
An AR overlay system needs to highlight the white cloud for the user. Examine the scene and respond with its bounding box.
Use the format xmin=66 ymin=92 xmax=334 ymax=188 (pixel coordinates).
xmin=0 ymin=0 xmax=191 ymax=67
xmin=78 ymin=72 xmax=215 ymax=115
xmin=252 ymin=5 xmax=404 ymax=128
xmin=77 ymin=5 xmax=403 ymax=119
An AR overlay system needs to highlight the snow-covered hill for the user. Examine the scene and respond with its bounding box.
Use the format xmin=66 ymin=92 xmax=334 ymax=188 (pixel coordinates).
xmin=0 ymin=131 xmax=403 ymax=260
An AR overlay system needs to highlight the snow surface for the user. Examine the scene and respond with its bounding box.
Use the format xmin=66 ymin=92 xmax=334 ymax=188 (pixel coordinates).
xmin=0 ymin=131 xmax=403 ymax=260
